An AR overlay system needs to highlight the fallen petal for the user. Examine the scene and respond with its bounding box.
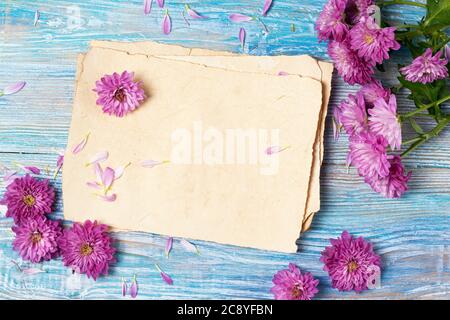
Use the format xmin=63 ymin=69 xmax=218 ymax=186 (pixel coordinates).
xmin=86 ymin=181 xmax=103 ymax=190
xmin=144 ymin=0 xmax=152 ymax=15
xmin=156 ymin=0 xmax=164 ymax=8
xmin=72 ymin=133 xmax=90 ymax=154
xmin=141 ymin=159 xmax=169 ymax=168
xmin=97 ymin=193 xmax=117 ymax=202
xmin=102 ymin=167 xmax=115 ymax=191
xmin=114 ymin=163 xmax=130 ymax=180
xmin=85 ymin=151 xmax=109 ymax=166
xmin=3 ymin=170 xmax=18 ymax=183
xmin=229 ymin=13 xmax=253 ymax=22
xmin=277 ymin=71 xmax=289 ymax=76
xmin=2 ymin=81 xmax=26 ymax=95
xmin=34 ymin=10 xmax=40 ymax=26
xmin=165 ymin=237 xmax=173 ymax=258
xmin=185 ymin=5 xmax=207 ymax=19
xmin=162 ymin=11 xmax=171 ymax=35
xmin=265 ymin=145 xmax=290 ymax=155
xmin=155 ymin=264 xmax=173 ymax=285
xmin=130 ymin=275 xmax=138 ymax=298
xmin=94 ymin=163 xmax=103 ymax=182
xmin=239 ymin=28 xmax=246 ymax=50
xmin=262 ymin=0 xmax=273 ymax=16
xmin=23 ymin=166 xmax=41 ymax=175
xmin=121 ymin=278 xmax=128 ymax=296
xmin=180 ymin=239 xmax=199 ymax=254
xmin=22 ymin=268 xmax=46 ymax=275
xmin=53 ymin=154 xmax=64 ymax=179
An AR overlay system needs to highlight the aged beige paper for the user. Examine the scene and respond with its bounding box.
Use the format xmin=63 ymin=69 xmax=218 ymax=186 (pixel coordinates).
xmin=63 ymin=46 xmax=323 ymax=252
xmin=89 ymin=41 xmax=333 ymax=230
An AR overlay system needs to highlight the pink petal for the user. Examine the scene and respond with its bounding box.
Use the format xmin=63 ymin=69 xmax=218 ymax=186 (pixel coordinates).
xmin=94 ymin=163 xmax=103 ymax=182
xmin=130 ymin=276 xmax=138 ymax=298
xmin=102 ymin=167 xmax=115 ymax=190
xmin=4 ymin=170 xmax=18 ymax=183
xmin=72 ymin=133 xmax=90 ymax=154
xmin=114 ymin=163 xmax=130 ymax=180
xmin=162 ymin=11 xmax=171 ymax=35
xmin=86 ymin=181 xmax=103 ymax=190
xmin=22 ymin=268 xmax=46 ymax=275
xmin=144 ymin=0 xmax=152 ymax=15
xmin=53 ymin=154 xmax=64 ymax=178
xmin=165 ymin=237 xmax=173 ymax=258
xmin=23 ymin=166 xmax=40 ymax=175
xmin=155 ymin=264 xmax=173 ymax=285
xmin=265 ymin=145 xmax=290 ymax=155
xmin=229 ymin=13 xmax=253 ymax=22
xmin=277 ymin=71 xmax=289 ymax=76
xmin=180 ymin=239 xmax=199 ymax=254
xmin=262 ymin=0 xmax=273 ymax=16
xmin=2 ymin=81 xmax=26 ymax=95
xmin=121 ymin=278 xmax=127 ymax=297
xmin=34 ymin=10 xmax=40 ymax=26
xmin=85 ymin=151 xmax=108 ymax=166
xmin=185 ymin=5 xmax=206 ymax=19
xmin=141 ymin=159 xmax=169 ymax=168
xmin=97 ymin=193 xmax=117 ymax=202
xmin=156 ymin=0 xmax=164 ymax=8
xmin=239 ymin=28 xmax=246 ymax=50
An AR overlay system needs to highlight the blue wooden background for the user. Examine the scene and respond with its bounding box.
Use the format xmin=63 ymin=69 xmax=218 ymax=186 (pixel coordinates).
xmin=0 ymin=0 xmax=449 ymax=299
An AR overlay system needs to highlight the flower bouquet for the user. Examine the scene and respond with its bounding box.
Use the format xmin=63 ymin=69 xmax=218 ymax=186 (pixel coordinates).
xmin=316 ymin=0 xmax=449 ymax=198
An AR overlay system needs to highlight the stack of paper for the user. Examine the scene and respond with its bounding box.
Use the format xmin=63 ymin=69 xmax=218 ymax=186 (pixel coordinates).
xmin=63 ymin=41 xmax=333 ymax=253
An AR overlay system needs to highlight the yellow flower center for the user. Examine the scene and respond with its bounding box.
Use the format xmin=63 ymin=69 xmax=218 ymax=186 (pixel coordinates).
xmin=80 ymin=243 xmax=93 ymax=256
xmin=347 ymin=261 xmax=359 ymax=273
xmin=364 ymin=34 xmax=374 ymax=45
xmin=23 ymin=194 xmax=36 ymax=207
xmin=291 ymin=285 xmax=303 ymax=299
xmin=30 ymin=231 xmax=42 ymax=244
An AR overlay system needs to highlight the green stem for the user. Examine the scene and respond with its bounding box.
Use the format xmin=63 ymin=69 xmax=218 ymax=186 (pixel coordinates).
xmin=401 ymin=95 xmax=450 ymax=120
xmin=377 ymin=0 xmax=427 ymax=8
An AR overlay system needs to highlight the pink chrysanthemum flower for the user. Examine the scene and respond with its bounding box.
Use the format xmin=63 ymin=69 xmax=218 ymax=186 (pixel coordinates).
xmin=93 ymin=71 xmax=145 ymax=117
xmin=345 ymin=0 xmax=374 ymax=25
xmin=334 ymin=92 xmax=367 ymax=138
xmin=315 ymin=0 xmax=348 ymax=42
xmin=271 ymin=263 xmax=319 ymax=300
xmin=368 ymin=94 xmax=402 ymax=150
xmin=359 ymin=79 xmax=391 ymax=106
xmin=328 ymin=40 xmax=374 ymax=85
xmin=347 ymin=131 xmax=390 ymax=178
xmin=2 ymin=174 xmax=55 ymax=225
xmin=366 ymin=156 xmax=411 ymax=198
xmin=58 ymin=220 xmax=116 ymax=280
xmin=320 ymin=231 xmax=381 ymax=292
xmin=349 ymin=17 xmax=400 ymax=65
xmin=12 ymin=216 xmax=62 ymax=263
xmin=400 ymin=48 xmax=449 ymax=84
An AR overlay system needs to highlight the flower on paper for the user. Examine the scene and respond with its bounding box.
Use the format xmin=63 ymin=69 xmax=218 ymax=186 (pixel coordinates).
xmin=270 ymin=263 xmax=319 ymax=300
xmin=315 ymin=0 xmax=348 ymax=42
xmin=12 ymin=215 xmax=62 ymax=263
xmin=72 ymin=132 xmax=90 ymax=154
xmin=327 ymin=40 xmax=373 ymax=85
xmin=87 ymin=163 xmax=123 ymax=201
xmin=400 ymin=48 xmax=449 ymax=84
xmin=2 ymin=174 xmax=55 ymax=225
xmin=58 ymin=220 xmax=116 ymax=280
xmin=365 ymin=155 xmax=411 ymax=198
xmin=359 ymin=79 xmax=390 ymax=107
xmin=368 ymin=94 xmax=402 ymax=150
xmin=320 ymin=231 xmax=381 ymax=292
xmin=93 ymin=71 xmax=145 ymax=117
xmin=347 ymin=131 xmax=390 ymax=179
xmin=334 ymin=92 xmax=367 ymax=137
xmin=349 ymin=17 xmax=400 ymax=66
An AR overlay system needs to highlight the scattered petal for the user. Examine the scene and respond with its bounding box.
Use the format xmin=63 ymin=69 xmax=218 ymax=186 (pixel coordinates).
xmin=53 ymin=154 xmax=64 ymax=179
xmin=229 ymin=13 xmax=253 ymax=22
xmin=130 ymin=275 xmax=138 ymax=298
xmin=86 ymin=181 xmax=103 ymax=190
xmin=3 ymin=170 xmax=18 ymax=184
xmin=2 ymin=81 xmax=26 ymax=96
xmin=114 ymin=163 xmax=131 ymax=180
xmin=180 ymin=239 xmax=199 ymax=254
xmin=141 ymin=159 xmax=170 ymax=168
xmin=102 ymin=167 xmax=115 ymax=191
xmin=22 ymin=268 xmax=46 ymax=275
xmin=155 ymin=264 xmax=173 ymax=285
xmin=23 ymin=166 xmax=41 ymax=175
xmin=162 ymin=10 xmax=171 ymax=35
xmin=156 ymin=0 xmax=164 ymax=8
xmin=277 ymin=71 xmax=289 ymax=76
xmin=144 ymin=0 xmax=152 ymax=15
xmin=85 ymin=151 xmax=109 ymax=166
xmin=185 ymin=5 xmax=207 ymax=19
xmin=72 ymin=133 xmax=90 ymax=154
xmin=121 ymin=277 xmax=128 ymax=296
xmin=262 ymin=0 xmax=273 ymax=16
xmin=34 ymin=10 xmax=40 ymax=26
xmin=239 ymin=28 xmax=246 ymax=51
xmin=94 ymin=163 xmax=103 ymax=182
xmin=97 ymin=193 xmax=117 ymax=202
xmin=165 ymin=237 xmax=173 ymax=258
xmin=265 ymin=145 xmax=290 ymax=155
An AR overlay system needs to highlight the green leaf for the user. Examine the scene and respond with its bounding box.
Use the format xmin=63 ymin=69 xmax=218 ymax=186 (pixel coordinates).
xmin=426 ymin=0 xmax=450 ymax=28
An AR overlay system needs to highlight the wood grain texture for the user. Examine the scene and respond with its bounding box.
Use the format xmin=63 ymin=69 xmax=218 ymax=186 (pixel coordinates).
xmin=0 ymin=0 xmax=449 ymax=299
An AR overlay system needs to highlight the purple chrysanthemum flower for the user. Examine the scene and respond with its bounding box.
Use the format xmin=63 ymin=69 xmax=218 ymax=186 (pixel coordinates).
xmin=359 ymin=79 xmax=391 ymax=106
xmin=320 ymin=231 xmax=381 ymax=292
xmin=12 ymin=215 xmax=62 ymax=263
xmin=271 ymin=263 xmax=319 ymax=300
xmin=365 ymin=155 xmax=411 ymax=198
xmin=2 ymin=174 xmax=55 ymax=225
xmin=328 ymin=40 xmax=374 ymax=85
xmin=315 ymin=0 xmax=348 ymax=42
xmin=58 ymin=220 xmax=116 ymax=280
xmin=349 ymin=17 xmax=400 ymax=65
xmin=368 ymin=94 xmax=402 ymax=150
xmin=347 ymin=131 xmax=390 ymax=178
xmin=334 ymin=92 xmax=367 ymax=138
xmin=400 ymin=48 xmax=449 ymax=84
xmin=93 ymin=71 xmax=146 ymax=117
